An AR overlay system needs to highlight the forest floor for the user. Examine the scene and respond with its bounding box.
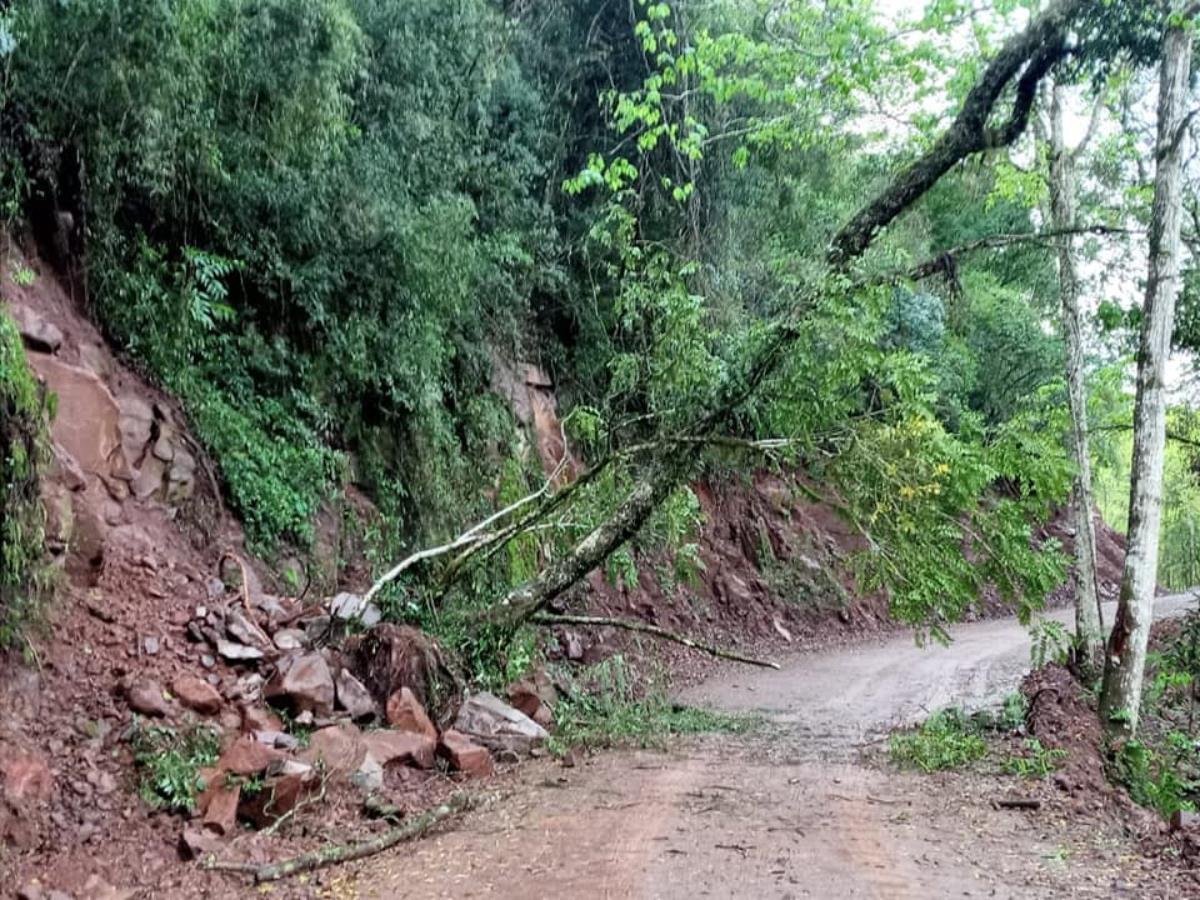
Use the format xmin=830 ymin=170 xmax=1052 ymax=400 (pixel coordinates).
xmin=310 ymin=594 xmax=1200 ymax=900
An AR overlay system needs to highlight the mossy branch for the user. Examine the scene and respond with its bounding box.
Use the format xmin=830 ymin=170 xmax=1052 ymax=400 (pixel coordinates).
xmin=205 ymin=793 xmax=472 ymax=883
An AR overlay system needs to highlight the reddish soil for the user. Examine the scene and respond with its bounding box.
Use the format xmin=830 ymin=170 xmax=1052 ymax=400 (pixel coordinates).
xmin=0 ymin=242 xmax=1153 ymax=899
xmin=355 ymin=595 xmax=1200 ymax=900
xmin=553 ymin=469 xmax=1126 ymax=687
xmin=0 ymin=242 xmax=421 ymax=898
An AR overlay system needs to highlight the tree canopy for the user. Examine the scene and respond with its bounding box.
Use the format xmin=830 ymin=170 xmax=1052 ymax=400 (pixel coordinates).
xmin=0 ymin=0 xmax=1196 ymax=673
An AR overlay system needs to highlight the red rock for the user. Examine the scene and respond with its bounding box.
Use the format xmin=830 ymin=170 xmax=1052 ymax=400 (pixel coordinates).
xmin=385 ymin=687 xmax=437 ymax=741
xmin=217 ymin=735 xmax=284 ymax=777
xmin=48 ymin=442 xmax=86 ymax=491
xmin=69 ymin=483 xmax=110 ymax=571
xmin=264 ymin=652 xmax=334 ymax=715
xmin=299 ymin=724 xmax=366 ymax=775
xmin=1 ymin=748 xmax=54 ymax=849
xmin=1 ymin=751 xmax=54 ymax=806
xmin=226 ymin=609 xmax=273 ymax=653
xmin=200 ymin=783 xmax=239 ymax=836
xmin=179 ymin=826 xmax=221 ymax=860
xmin=9 ymin=303 xmax=64 ymax=354
xmin=218 ymin=709 xmax=242 ymax=732
xmin=438 ymin=729 xmax=494 ymax=778
xmin=238 ymin=771 xmax=316 ymax=828
xmin=240 ymin=704 xmax=283 ymax=733
xmin=362 ymin=730 xmax=436 ymax=771
xmin=335 ymin=668 xmax=378 ymax=721
xmin=196 ymin=766 xmax=222 ymax=792
xmin=27 ymin=356 xmax=125 ymax=477
xmin=507 ymin=678 xmax=554 ymax=729
xmin=126 ymin=678 xmax=171 ymax=718
xmin=172 ymin=674 xmax=222 ymax=715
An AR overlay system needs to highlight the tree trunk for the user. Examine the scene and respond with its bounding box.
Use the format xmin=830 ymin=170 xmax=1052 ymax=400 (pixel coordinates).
xmin=1047 ymin=83 xmax=1104 ymax=677
xmin=1099 ymin=14 xmax=1194 ymax=738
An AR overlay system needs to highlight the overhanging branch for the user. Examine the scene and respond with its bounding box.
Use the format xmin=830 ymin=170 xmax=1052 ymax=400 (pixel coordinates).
xmin=828 ymin=0 xmax=1086 ymax=267
xmin=893 ymin=224 xmax=1136 ymax=283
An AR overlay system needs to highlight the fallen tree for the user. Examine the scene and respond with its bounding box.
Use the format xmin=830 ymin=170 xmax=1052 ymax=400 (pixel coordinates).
xmin=531 ymin=613 xmax=781 ymax=669
xmin=447 ymin=0 xmax=1096 ymax=635
xmin=364 ymin=0 xmax=1121 ymax=655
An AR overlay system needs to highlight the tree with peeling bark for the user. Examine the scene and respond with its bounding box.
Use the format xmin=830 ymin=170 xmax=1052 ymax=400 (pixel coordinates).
xmin=1100 ymin=2 xmax=1197 ymax=738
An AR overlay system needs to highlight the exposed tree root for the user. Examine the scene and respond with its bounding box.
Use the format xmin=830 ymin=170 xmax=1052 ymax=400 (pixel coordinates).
xmin=532 ymin=612 xmax=780 ymax=669
xmin=205 ymin=793 xmax=472 ymax=884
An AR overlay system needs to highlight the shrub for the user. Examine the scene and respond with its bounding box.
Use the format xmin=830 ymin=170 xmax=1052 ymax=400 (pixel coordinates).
xmin=548 ymin=655 xmax=754 ymax=752
xmin=129 ymin=721 xmax=222 ymax=813
xmin=1111 ymin=739 xmax=1195 ymax=818
xmin=889 ymin=708 xmax=988 ymax=772
xmin=1003 ymin=739 xmax=1067 ymax=779
xmin=0 ymin=309 xmax=50 ymax=649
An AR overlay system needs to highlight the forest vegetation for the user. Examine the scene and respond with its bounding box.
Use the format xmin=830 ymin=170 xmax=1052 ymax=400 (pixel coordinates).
xmin=2 ymin=0 xmax=1200 ymax=753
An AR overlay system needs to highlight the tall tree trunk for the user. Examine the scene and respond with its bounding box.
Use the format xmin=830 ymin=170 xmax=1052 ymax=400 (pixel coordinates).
xmin=1047 ymin=83 xmax=1104 ymax=677
xmin=1099 ymin=14 xmax=1194 ymax=738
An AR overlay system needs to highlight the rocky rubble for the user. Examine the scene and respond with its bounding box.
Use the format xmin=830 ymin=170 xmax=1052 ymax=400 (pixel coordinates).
xmin=0 ymin=243 xmax=562 ymax=897
xmin=124 ymin=577 xmax=553 ymax=854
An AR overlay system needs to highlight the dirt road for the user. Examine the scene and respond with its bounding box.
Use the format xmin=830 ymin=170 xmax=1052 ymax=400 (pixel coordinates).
xmin=338 ymin=594 xmax=1195 ymax=899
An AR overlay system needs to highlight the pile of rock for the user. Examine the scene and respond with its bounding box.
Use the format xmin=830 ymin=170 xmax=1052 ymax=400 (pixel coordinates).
xmin=124 ymin=583 xmax=554 ymax=853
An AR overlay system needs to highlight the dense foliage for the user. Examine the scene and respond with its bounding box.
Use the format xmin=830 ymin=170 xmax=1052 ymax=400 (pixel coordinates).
xmin=0 ymin=306 xmax=48 ymax=649
xmin=3 ymin=0 xmax=1193 ymax=665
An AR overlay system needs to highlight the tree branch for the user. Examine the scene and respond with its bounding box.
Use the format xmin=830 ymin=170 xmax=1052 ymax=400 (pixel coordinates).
xmin=364 ymin=425 xmax=574 ymax=605
xmin=1069 ymin=93 xmax=1106 ymax=163
xmin=828 ymin=0 xmax=1085 ymax=267
xmin=894 ymin=224 xmax=1136 ymax=283
xmin=484 ymin=451 xmax=700 ymax=630
xmin=1092 ymin=422 xmax=1200 ymax=450
xmin=532 ymin=613 xmax=781 ymax=669
xmin=205 ymin=794 xmax=472 ymax=883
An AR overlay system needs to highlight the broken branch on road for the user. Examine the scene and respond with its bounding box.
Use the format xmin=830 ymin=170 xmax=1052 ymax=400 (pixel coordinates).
xmin=204 ymin=793 xmax=473 ymax=884
xmin=531 ymin=612 xmax=781 ymax=669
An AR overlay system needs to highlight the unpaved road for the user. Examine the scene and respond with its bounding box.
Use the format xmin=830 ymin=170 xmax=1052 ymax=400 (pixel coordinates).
xmin=332 ymin=595 xmax=1196 ymax=900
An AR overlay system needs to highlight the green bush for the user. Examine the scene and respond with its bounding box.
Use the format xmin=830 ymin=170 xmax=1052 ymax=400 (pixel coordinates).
xmin=1003 ymin=739 xmax=1067 ymax=779
xmin=0 ymin=309 xmax=50 ymax=649
xmin=6 ymin=0 xmax=556 ymax=553
xmin=889 ymin=708 xmax=989 ymax=772
xmin=1111 ymin=739 xmax=1195 ymax=818
xmin=129 ymin=721 xmax=222 ymax=813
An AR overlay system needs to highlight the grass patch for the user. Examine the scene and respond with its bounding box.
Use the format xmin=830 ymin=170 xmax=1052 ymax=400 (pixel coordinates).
xmin=548 ymin=655 xmax=757 ymax=752
xmin=1003 ymin=738 xmax=1067 ymax=779
xmin=0 ymin=309 xmax=52 ymax=651
xmin=889 ymin=707 xmax=989 ymax=773
xmin=129 ymin=720 xmax=221 ymax=813
xmin=1111 ymin=738 xmax=1195 ymax=818
xmin=1108 ymin=612 xmax=1200 ymax=818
